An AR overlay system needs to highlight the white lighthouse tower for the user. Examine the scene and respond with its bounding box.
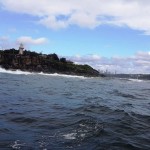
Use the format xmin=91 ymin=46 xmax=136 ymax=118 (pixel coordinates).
xmin=19 ymin=43 xmax=24 ymax=55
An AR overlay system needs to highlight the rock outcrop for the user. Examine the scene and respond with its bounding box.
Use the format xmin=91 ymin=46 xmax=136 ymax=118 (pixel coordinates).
xmin=0 ymin=49 xmax=104 ymax=77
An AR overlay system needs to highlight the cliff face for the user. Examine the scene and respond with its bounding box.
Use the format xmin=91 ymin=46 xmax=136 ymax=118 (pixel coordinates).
xmin=0 ymin=49 xmax=102 ymax=77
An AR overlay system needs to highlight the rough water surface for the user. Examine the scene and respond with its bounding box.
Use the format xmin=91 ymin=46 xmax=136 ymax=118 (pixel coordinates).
xmin=0 ymin=69 xmax=150 ymax=150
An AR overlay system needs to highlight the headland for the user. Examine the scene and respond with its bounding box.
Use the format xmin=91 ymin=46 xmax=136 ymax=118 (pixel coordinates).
xmin=0 ymin=48 xmax=103 ymax=77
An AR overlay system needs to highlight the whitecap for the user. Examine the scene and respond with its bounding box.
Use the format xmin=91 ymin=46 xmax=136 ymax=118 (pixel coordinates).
xmin=38 ymin=72 xmax=86 ymax=79
xmin=0 ymin=67 xmax=32 ymax=75
xmin=0 ymin=67 xmax=86 ymax=78
xmin=63 ymin=133 xmax=77 ymax=140
xmin=128 ymin=78 xmax=144 ymax=82
xmin=11 ymin=140 xmax=25 ymax=149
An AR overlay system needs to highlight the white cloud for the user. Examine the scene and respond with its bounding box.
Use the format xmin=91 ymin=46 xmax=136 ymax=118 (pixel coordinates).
xmin=0 ymin=35 xmax=48 ymax=49
xmin=16 ymin=36 xmax=48 ymax=45
xmin=1 ymin=0 xmax=150 ymax=33
xmin=39 ymin=16 xmax=68 ymax=30
xmin=66 ymin=52 xmax=150 ymax=74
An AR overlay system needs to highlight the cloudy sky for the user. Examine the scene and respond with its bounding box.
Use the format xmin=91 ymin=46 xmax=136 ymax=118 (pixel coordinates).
xmin=0 ymin=0 xmax=150 ymax=73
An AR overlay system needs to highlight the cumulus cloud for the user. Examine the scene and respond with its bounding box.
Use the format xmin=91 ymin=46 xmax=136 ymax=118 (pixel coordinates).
xmin=1 ymin=0 xmax=150 ymax=33
xmin=0 ymin=36 xmax=48 ymax=49
xmin=66 ymin=52 xmax=150 ymax=74
xmin=16 ymin=36 xmax=47 ymax=45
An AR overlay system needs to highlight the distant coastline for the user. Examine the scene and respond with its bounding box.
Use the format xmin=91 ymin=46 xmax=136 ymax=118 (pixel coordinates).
xmin=0 ymin=48 xmax=104 ymax=77
xmin=106 ymin=73 xmax=150 ymax=80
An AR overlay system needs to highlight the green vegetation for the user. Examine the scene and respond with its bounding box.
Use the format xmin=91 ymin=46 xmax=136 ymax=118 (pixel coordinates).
xmin=0 ymin=49 xmax=102 ymax=77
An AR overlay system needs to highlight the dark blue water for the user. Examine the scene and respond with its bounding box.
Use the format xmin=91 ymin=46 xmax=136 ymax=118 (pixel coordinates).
xmin=0 ymin=70 xmax=150 ymax=150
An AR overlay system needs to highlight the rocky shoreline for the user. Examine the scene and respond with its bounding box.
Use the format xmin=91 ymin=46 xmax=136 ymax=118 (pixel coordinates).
xmin=0 ymin=49 xmax=104 ymax=77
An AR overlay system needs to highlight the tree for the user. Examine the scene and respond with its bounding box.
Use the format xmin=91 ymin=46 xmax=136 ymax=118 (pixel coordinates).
xmin=47 ymin=53 xmax=59 ymax=61
xmin=60 ymin=57 xmax=66 ymax=63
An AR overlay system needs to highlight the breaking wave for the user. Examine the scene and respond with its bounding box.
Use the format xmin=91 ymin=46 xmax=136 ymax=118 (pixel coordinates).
xmin=0 ymin=67 xmax=32 ymax=75
xmin=0 ymin=67 xmax=86 ymax=79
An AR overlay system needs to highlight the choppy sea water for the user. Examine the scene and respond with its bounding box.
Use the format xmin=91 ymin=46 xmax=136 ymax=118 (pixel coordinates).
xmin=0 ymin=68 xmax=150 ymax=150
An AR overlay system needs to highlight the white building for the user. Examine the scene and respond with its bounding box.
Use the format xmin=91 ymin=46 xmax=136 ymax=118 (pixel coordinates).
xmin=19 ymin=43 xmax=24 ymax=55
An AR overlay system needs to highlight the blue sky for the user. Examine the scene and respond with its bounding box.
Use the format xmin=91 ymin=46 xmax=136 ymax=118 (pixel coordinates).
xmin=0 ymin=0 xmax=150 ymax=73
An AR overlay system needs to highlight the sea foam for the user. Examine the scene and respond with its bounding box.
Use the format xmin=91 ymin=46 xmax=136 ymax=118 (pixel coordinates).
xmin=128 ymin=78 xmax=144 ymax=82
xmin=0 ymin=67 xmax=32 ymax=75
xmin=0 ymin=67 xmax=86 ymax=79
xmin=38 ymin=72 xmax=86 ymax=79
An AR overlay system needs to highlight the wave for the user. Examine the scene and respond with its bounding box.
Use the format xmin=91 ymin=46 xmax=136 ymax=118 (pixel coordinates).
xmin=128 ymin=78 xmax=144 ymax=82
xmin=37 ymin=72 xmax=86 ymax=79
xmin=0 ymin=67 xmax=32 ymax=75
xmin=0 ymin=67 xmax=86 ymax=79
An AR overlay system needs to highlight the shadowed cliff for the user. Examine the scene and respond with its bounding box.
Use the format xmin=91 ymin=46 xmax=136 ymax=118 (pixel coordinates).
xmin=0 ymin=49 xmax=104 ymax=77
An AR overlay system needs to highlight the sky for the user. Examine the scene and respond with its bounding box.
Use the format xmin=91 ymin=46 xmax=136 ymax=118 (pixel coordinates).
xmin=0 ymin=0 xmax=150 ymax=74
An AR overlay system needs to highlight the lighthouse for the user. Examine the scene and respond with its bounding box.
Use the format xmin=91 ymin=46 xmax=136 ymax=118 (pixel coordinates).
xmin=19 ymin=43 xmax=24 ymax=55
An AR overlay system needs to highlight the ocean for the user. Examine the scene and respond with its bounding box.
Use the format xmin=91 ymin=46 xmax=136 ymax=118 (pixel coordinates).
xmin=0 ymin=68 xmax=150 ymax=150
